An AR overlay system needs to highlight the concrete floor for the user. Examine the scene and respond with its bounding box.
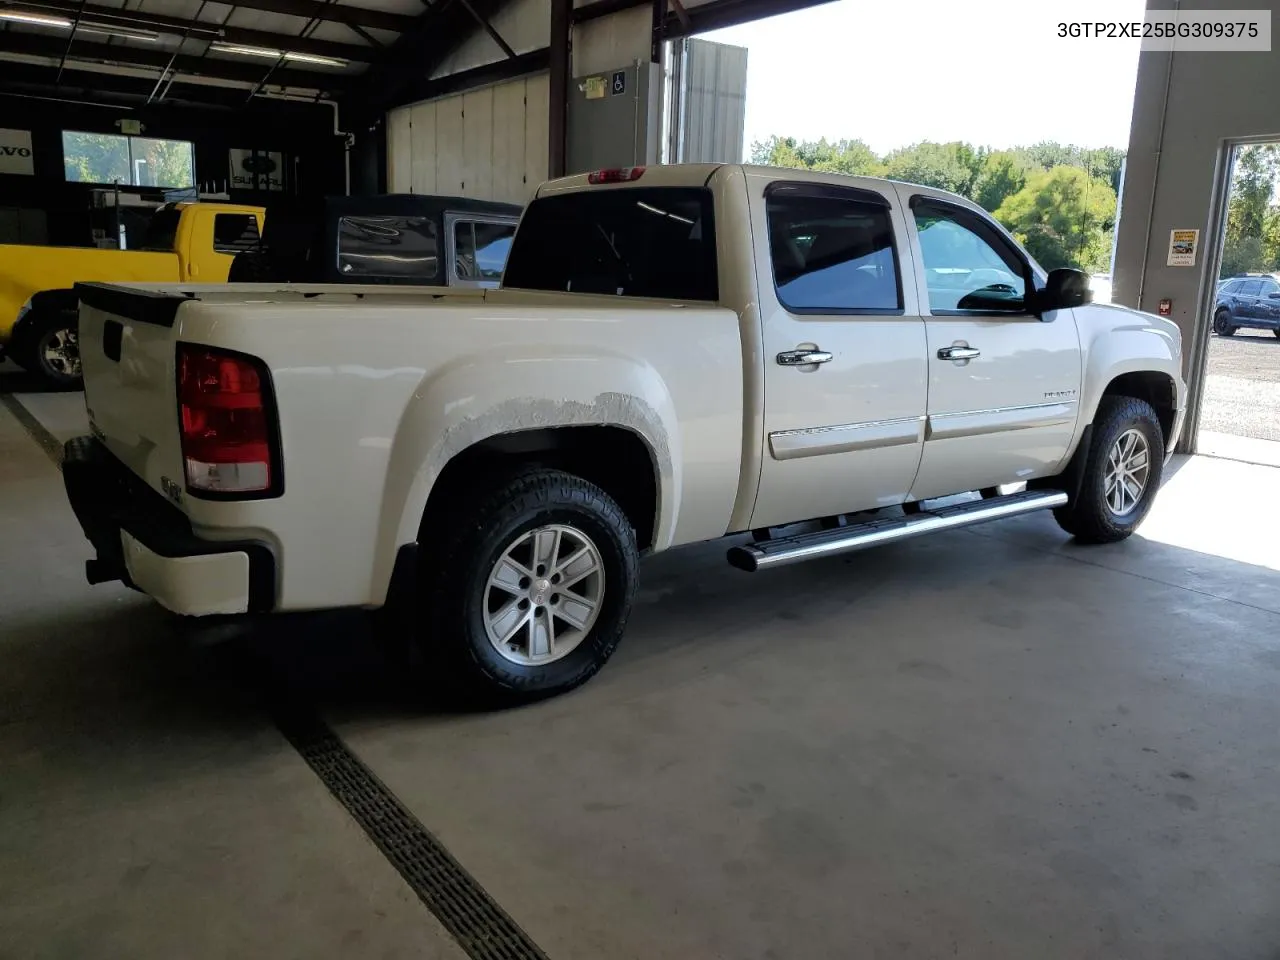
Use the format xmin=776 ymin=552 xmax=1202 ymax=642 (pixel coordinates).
xmin=3 ymin=375 xmax=1280 ymax=959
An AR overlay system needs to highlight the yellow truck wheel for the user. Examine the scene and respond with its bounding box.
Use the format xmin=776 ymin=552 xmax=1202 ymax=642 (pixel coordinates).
xmin=22 ymin=309 xmax=82 ymax=390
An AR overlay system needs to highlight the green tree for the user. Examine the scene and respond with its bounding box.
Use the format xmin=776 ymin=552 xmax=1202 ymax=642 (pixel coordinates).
xmin=750 ymin=136 xmax=881 ymax=176
xmin=971 ymin=150 xmax=1031 ymax=212
xmin=62 ymin=132 xmax=130 ymax=184
xmin=994 ymin=166 xmax=1117 ymax=271
xmin=1219 ymin=144 xmax=1280 ymax=276
xmin=882 ymin=141 xmax=981 ymax=196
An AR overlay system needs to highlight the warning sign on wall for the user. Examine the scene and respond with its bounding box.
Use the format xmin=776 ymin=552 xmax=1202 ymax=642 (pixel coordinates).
xmin=1167 ymin=229 xmax=1199 ymax=267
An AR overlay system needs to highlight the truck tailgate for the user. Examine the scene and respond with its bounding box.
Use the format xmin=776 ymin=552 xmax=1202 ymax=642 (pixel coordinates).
xmin=76 ymin=282 xmax=189 ymax=495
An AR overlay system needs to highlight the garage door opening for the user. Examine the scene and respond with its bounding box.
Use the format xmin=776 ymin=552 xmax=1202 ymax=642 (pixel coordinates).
xmin=1198 ymin=142 xmax=1280 ymax=466
xmin=696 ymin=0 xmax=1140 ymax=289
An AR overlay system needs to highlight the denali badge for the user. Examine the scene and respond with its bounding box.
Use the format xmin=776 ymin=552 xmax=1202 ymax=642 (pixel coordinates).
xmin=161 ymin=476 xmax=183 ymax=505
xmin=1044 ymin=389 xmax=1077 ymax=400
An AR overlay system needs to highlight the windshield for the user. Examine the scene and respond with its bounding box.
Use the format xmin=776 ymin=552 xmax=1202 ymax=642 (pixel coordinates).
xmin=502 ymin=187 xmax=718 ymax=301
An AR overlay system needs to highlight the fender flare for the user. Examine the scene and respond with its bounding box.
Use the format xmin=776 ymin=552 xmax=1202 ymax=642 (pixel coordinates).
xmin=9 ymin=288 xmax=78 ymax=357
xmin=366 ymin=347 xmax=681 ymax=605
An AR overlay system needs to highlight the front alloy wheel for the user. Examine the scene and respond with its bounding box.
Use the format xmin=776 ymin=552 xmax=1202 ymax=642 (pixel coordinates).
xmin=1103 ymin=428 xmax=1151 ymax=518
xmin=1053 ymin=395 xmax=1164 ymax=544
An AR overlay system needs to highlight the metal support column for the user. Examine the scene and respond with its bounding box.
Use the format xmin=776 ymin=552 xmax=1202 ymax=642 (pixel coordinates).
xmin=548 ymin=0 xmax=571 ymax=178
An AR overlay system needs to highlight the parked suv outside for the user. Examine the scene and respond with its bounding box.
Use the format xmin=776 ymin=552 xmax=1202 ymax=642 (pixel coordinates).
xmin=1213 ymin=274 xmax=1280 ymax=337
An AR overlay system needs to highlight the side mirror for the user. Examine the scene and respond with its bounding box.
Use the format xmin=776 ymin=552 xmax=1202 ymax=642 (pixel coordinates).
xmin=1036 ymin=268 xmax=1094 ymax=313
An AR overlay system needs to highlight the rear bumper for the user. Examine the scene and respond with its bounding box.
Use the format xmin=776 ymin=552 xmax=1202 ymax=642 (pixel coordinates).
xmin=62 ymin=436 xmax=276 ymax=615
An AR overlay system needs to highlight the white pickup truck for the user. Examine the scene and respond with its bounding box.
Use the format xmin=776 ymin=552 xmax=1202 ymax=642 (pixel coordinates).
xmin=63 ymin=163 xmax=1185 ymax=702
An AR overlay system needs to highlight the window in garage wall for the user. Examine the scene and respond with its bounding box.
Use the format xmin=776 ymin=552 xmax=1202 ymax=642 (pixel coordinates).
xmin=62 ymin=131 xmax=195 ymax=189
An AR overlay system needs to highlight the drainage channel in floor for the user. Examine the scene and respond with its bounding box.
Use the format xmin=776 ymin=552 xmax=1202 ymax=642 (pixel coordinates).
xmin=2 ymin=389 xmax=551 ymax=960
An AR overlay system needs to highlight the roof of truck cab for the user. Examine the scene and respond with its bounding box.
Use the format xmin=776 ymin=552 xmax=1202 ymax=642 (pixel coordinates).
xmin=325 ymin=194 xmax=521 ymax=219
xmin=534 ymin=164 xmax=972 ymax=210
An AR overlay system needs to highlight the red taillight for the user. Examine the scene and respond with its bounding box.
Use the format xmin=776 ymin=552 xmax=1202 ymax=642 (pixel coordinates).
xmin=177 ymin=344 xmax=278 ymax=496
xmin=587 ymin=166 xmax=645 ymax=185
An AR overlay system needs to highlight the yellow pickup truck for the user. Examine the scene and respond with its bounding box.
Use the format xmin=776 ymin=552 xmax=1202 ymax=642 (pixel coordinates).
xmin=0 ymin=201 xmax=264 ymax=388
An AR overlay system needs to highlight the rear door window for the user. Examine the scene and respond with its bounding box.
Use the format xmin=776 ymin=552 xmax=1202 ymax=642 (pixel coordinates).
xmin=338 ymin=215 xmax=438 ymax=280
xmin=1240 ymin=279 xmax=1263 ymax=297
xmin=212 ymin=213 xmax=261 ymax=255
xmin=765 ymin=184 xmax=901 ymax=313
xmin=453 ymin=219 xmax=517 ymax=282
xmin=502 ymin=188 xmax=717 ymax=301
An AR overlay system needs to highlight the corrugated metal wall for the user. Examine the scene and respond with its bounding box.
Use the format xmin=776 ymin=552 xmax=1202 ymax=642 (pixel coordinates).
xmin=386 ymin=73 xmax=549 ymax=205
xmin=667 ymin=38 xmax=748 ymax=164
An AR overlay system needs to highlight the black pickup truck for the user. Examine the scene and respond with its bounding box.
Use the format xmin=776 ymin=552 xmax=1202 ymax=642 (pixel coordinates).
xmin=229 ymin=193 xmax=521 ymax=287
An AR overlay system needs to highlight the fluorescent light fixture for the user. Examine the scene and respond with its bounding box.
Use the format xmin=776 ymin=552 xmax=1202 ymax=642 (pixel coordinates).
xmin=0 ymin=9 xmax=159 ymax=39
xmin=0 ymin=10 xmax=72 ymax=26
xmin=79 ymin=22 xmax=160 ymax=41
xmin=209 ymin=41 xmax=345 ymax=67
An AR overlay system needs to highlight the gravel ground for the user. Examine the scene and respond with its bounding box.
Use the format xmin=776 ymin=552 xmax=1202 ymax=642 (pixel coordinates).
xmin=1201 ymin=330 xmax=1280 ymax=441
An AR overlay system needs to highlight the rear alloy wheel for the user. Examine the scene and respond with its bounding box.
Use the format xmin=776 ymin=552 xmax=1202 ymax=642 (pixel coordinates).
xmin=421 ymin=468 xmax=639 ymax=703
xmin=29 ymin=311 xmax=82 ymax=389
xmin=482 ymin=524 xmax=607 ymax=666
xmin=1213 ymin=309 xmax=1237 ymax=336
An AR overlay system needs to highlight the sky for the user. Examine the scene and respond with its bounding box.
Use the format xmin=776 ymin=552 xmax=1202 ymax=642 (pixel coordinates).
xmin=700 ymin=0 xmax=1147 ymax=158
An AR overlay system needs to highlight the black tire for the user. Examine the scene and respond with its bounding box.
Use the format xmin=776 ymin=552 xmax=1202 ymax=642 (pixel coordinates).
xmin=420 ymin=468 xmax=639 ymax=704
xmin=1273 ymin=328 xmax=1280 ymax=339
xmin=1213 ymin=309 xmax=1237 ymax=337
xmin=1053 ymin=395 xmax=1164 ymax=544
xmin=23 ymin=310 xmax=82 ymax=389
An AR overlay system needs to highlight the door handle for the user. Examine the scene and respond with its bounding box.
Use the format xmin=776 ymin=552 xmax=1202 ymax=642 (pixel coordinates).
xmin=777 ymin=349 xmax=833 ymax=366
xmin=938 ymin=345 xmax=981 ymax=361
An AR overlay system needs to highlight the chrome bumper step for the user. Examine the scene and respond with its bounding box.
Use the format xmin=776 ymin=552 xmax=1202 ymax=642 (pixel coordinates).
xmin=727 ymin=489 xmax=1069 ymax=572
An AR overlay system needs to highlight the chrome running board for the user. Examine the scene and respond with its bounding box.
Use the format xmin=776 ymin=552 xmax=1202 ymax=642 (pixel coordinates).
xmin=727 ymin=489 xmax=1069 ymax=572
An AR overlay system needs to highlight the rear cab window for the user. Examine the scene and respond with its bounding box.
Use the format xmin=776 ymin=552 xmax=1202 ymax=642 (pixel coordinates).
xmin=338 ymin=215 xmax=439 ymax=280
xmin=212 ymin=213 xmax=261 ymax=255
xmin=764 ymin=182 xmax=902 ymax=313
xmin=502 ymin=187 xmax=718 ymax=301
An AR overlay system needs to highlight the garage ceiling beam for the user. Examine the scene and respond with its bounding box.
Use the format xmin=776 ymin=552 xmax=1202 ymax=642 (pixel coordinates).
xmin=370 ymin=44 xmax=547 ymax=107
xmin=0 ymin=33 xmax=355 ymax=90
xmin=211 ymin=0 xmax=416 ymax=34
xmin=661 ymin=0 xmax=835 ymax=37
xmin=354 ymin=0 xmax=512 ymax=110
xmin=573 ymin=0 xmax=835 ymax=29
xmin=456 ymin=0 xmax=517 ymax=59
xmin=0 ymin=60 xmax=258 ymax=108
xmin=8 ymin=0 xmax=380 ymax=61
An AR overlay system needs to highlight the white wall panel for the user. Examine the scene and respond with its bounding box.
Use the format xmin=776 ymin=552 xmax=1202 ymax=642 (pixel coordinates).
xmin=409 ymin=100 xmax=438 ymax=195
xmin=462 ymin=88 xmax=494 ymax=198
xmin=385 ymin=73 xmax=547 ymax=204
xmin=492 ymin=79 xmax=527 ymax=203
xmin=572 ymin=5 xmax=650 ymax=76
xmin=387 ymin=105 xmax=413 ymax=193
xmin=524 ymin=72 xmax=549 ymax=199
xmin=435 ymin=96 xmax=466 ymax=196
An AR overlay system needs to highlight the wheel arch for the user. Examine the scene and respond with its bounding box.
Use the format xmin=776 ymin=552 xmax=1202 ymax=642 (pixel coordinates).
xmin=366 ymin=350 xmax=683 ymax=607
xmin=419 ymin=424 xmax=662 ymax=550
xmin=1099 ymin=370 xmax=1179 ymax=451
xmin=9 ymin=287 xmax=77 ymax=353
